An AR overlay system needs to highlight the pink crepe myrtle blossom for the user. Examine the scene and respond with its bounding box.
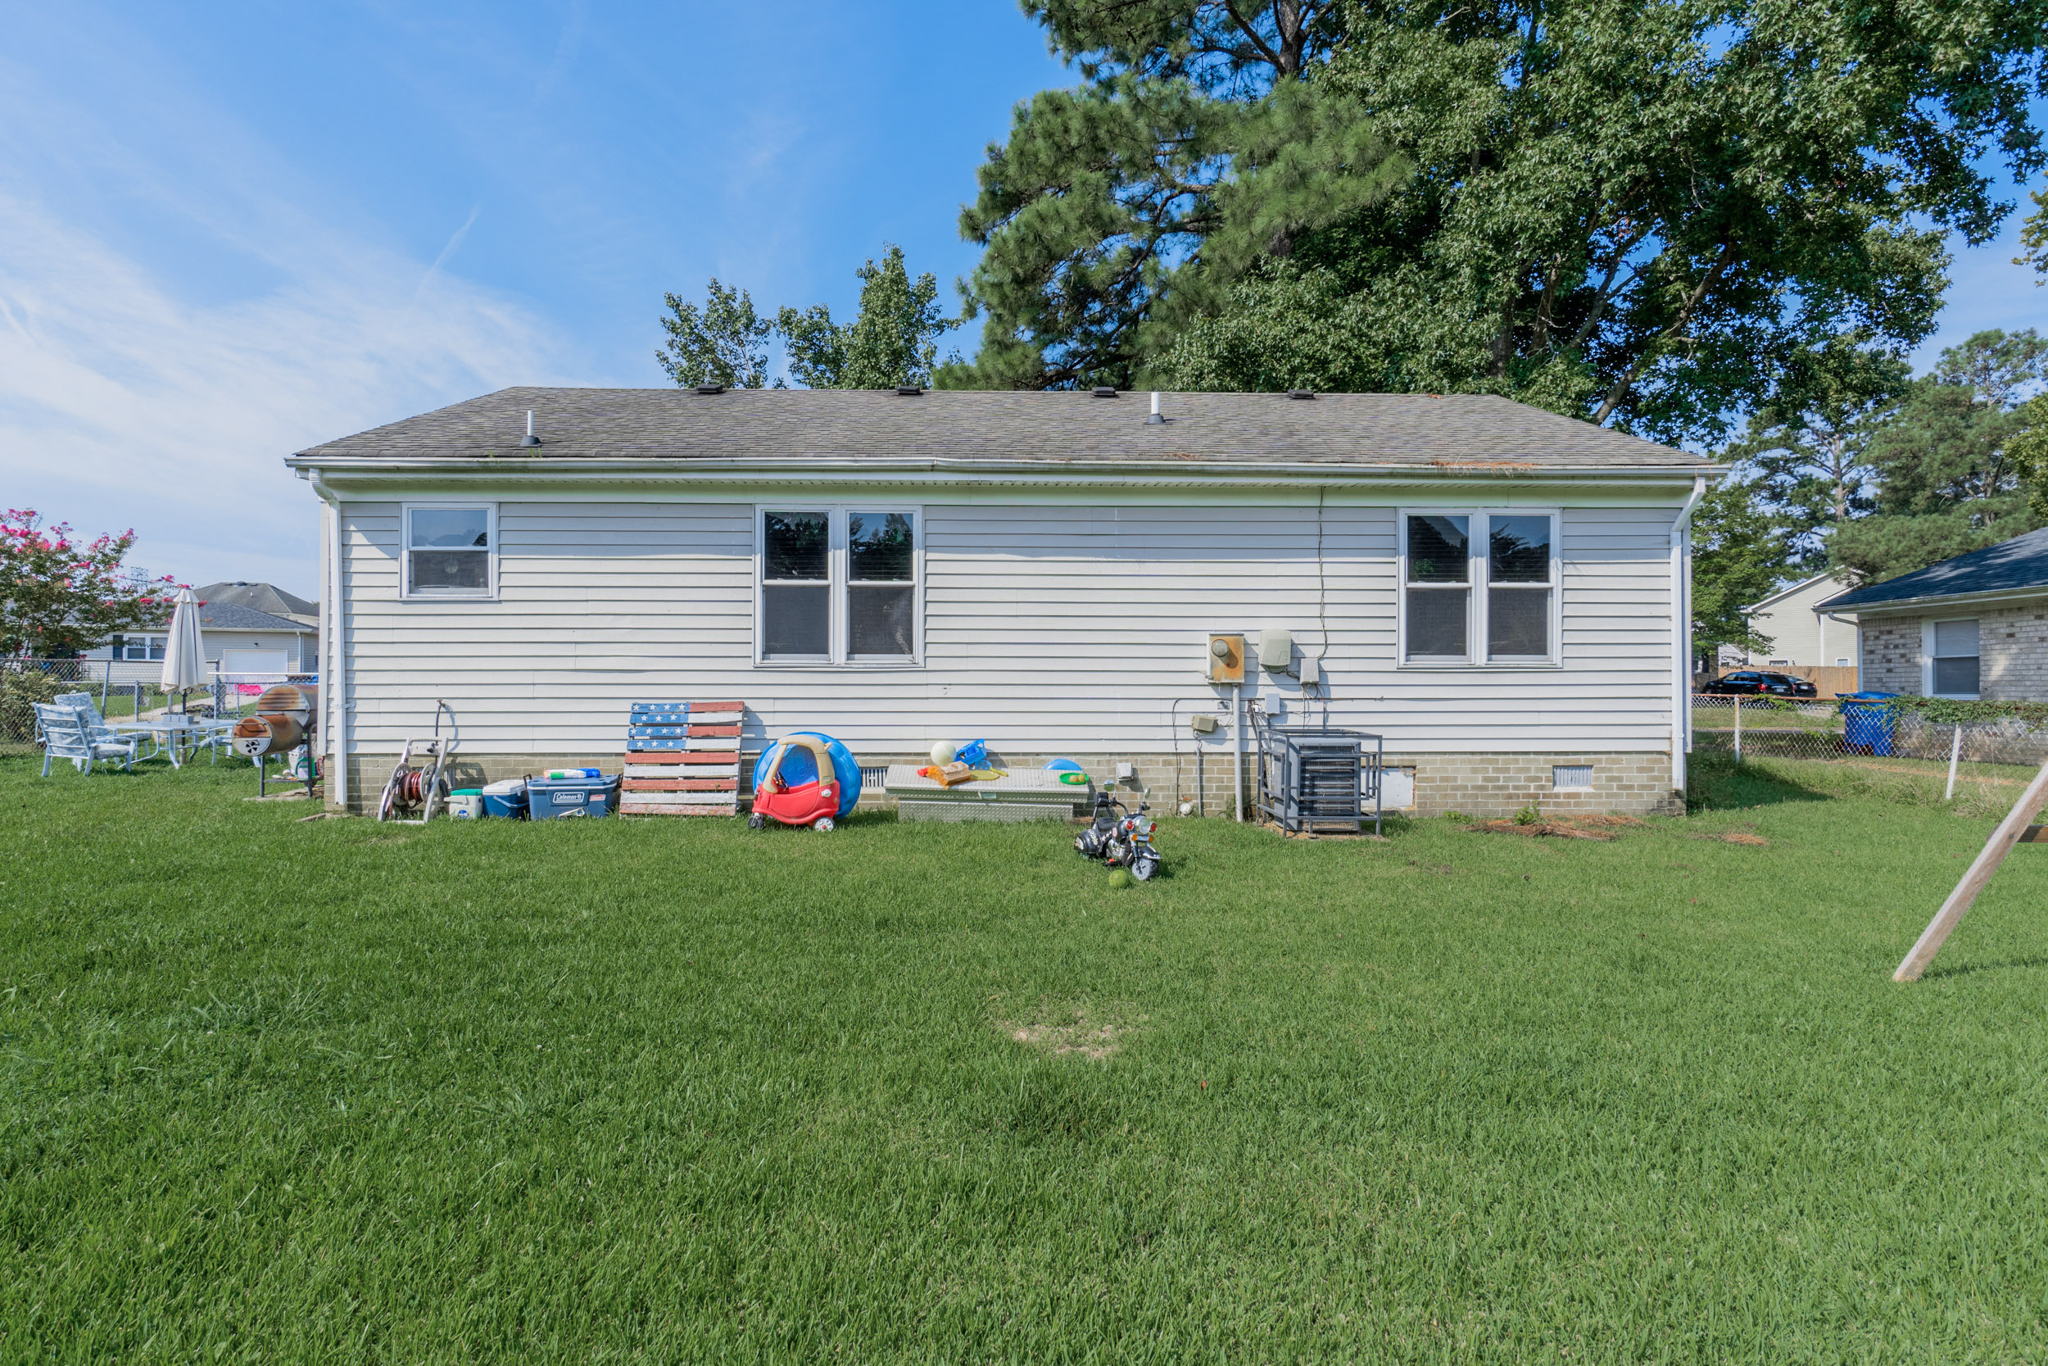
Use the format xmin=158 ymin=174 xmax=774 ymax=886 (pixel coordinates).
xmin=1 ymin=508 xmax=167 ymax=658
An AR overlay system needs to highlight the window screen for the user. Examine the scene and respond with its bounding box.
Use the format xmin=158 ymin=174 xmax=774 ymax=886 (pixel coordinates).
xmin=761 ymin=511 xmax=830 ymax=659
xmin=406 ymin=507 xmax=492 ymax=596
xmin=1931 ymin=618 xmax=1980 ymax=697
xmin=1404 ymin=515 xmax=1469 ymax=660
xmin=1486 ymin=515 xmax=1552 ymax=660
xmin=759 ymin=509 xmax=920 ymax=664
xmin=1404 ymin=512 xmax=1557 ymax=663
xmin=847 ymin=512 xmax=915 ymax=659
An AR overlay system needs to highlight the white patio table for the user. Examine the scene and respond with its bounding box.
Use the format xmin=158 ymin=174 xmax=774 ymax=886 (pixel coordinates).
xmin=128 ymin=714 xmax=234 ymax=768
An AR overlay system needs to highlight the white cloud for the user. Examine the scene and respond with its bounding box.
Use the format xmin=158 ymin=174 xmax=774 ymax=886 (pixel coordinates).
xmin=0 ymin=21 xmax=578 ymax=596
xmin=0 ymin=190 xmax=571 ymax=593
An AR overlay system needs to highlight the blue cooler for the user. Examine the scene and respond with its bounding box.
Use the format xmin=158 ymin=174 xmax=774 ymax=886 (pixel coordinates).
xmin=526 ymin=772 xmax=621 ymax=819
xmin=480 ymin=779 xmax=529 ymax=819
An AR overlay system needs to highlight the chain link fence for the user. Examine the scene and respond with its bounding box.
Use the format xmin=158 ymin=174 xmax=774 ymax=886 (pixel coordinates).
xmin=2 ymin=659 xmax=317 ymax=755
xmin=1692 ymin=693 xmax=2048 ymax=809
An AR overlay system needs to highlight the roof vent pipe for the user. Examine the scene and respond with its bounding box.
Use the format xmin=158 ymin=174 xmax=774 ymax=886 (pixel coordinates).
xmin=519 ymin=410 xmax=541 ymax=447
xmin=1147 ymin=391 xmax=1165 ymax=424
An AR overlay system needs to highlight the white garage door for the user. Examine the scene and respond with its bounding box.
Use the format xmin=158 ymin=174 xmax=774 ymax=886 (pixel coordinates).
xmin=219 ymin=648 xmax=289 ymax=682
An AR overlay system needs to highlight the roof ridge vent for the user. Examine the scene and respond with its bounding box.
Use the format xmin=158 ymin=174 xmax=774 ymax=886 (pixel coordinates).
xmin=1091 ymin=386 xmax=1118 ymax=397
xmin=894 ymin=385 xmax=923 ymax=396
xmin=693 ymin=383 xmax=725 ymax=395
xmin=1287 ymin=389 xmax=1316 ymax=400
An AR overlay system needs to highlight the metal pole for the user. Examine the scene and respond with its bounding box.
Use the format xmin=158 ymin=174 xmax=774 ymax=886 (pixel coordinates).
xmin=1232 ymin=683 xmax=1245 ymax=823
xmin=1945 ymin=724 xmax=1963 ymax=802
xmin=101 ymin=657 xmax=111 ymax=711
xmin=1733 ymin=695 xmax=1743 ymax=764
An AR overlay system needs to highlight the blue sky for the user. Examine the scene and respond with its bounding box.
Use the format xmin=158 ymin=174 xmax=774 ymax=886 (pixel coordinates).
xmin=1 ymin=0 xmax=2042 ymax=597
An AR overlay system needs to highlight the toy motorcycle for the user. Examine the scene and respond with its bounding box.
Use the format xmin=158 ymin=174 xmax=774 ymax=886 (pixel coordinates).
xmin=1075 ymin=791 xmax=1163 ymax=881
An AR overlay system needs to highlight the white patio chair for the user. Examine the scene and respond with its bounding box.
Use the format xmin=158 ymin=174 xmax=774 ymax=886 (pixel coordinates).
xmin=53 ymin=691 xmax=161 ymax=760
xmin=33 ymin=702 xmax=142 ymax=776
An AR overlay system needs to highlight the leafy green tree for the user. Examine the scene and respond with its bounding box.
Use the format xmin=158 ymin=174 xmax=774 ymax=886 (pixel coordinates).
xmin=778 ymin=246 xmax=951 ymax=389
xmin=1828 ymin=330 xmax=2048 ymax=580
xmin=1690 ymin=480 xmax=1797 ymax=663
xmin=1722 ymin=342 xmax=1909 ymax=560
xmin=964 ymin=0 xmax=2048 ymax=447
xmin=2019 ymin=183 xmax=2048 ymax=279
xmin=2009 ymin=392 xmax=2048 ymax=518
xmin=655 ymin=279 xmax=771 ymax=389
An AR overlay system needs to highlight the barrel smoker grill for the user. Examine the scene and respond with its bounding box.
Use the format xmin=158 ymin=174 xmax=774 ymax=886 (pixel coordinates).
xmin=231 ymin=683 xmax=319 ymax=796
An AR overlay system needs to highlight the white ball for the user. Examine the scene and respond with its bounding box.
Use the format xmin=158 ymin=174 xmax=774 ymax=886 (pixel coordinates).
xmin=929 ymin=741 xmax=958 ymax=765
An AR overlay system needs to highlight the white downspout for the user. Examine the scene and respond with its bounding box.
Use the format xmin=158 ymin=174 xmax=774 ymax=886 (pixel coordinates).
xmin=1824 ymin=611 xmax=1861 ymax=684
xmin=308 ymin=471 xmax=349 ymax=809
xmin=1670 ymin=476 xmax=1707 ymax=796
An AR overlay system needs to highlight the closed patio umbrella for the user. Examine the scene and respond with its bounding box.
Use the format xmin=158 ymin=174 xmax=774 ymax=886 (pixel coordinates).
xmin=159 ymin=586 xmax=207 ymax=712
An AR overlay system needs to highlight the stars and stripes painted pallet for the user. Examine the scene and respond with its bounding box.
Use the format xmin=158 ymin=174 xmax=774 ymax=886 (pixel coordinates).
xmin=620 ymin=700 xmax=744 ymax=816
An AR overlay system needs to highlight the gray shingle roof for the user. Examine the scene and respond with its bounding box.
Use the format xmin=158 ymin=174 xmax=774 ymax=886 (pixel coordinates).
xmin=1820 ymin=526 xmax=2048 ymax=612
xmin=184 ymin=602 xmax=313 ymax=633
xmin=293 ymin=386 xmax=1704 ymax=469
xmin=195 ymin=580 xmax=317 ymax=621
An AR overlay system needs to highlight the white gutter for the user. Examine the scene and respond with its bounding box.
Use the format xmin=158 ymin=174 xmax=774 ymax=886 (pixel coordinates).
xmin=1670 ymin=476 xmax=1708 ymax=796
xmin=286 ymin=453 xmax=1723 ymax=484
xmin=304 ymin=471 xmax=348 ymax=809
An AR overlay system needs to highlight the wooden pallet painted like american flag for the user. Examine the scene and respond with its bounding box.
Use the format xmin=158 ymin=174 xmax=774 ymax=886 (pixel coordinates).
xmin=620 ymin=701 xmax=744 ymax=816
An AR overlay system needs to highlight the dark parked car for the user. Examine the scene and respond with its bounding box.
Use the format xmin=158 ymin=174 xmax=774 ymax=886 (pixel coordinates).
xmin=1700 ymin=670 xmax=1819 ymax=698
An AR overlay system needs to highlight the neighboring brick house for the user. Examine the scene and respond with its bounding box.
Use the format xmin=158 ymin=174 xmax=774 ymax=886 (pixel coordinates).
xmin=1819 ymin=528 xmax=2048 ymax=701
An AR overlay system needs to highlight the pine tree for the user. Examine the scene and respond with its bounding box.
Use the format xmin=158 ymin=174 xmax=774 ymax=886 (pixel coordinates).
xmin=1828 ymin=330 xmax=2048 ymax=581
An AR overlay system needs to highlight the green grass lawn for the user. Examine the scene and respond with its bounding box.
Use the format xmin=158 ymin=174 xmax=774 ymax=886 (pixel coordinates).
xmin=6 ymin=756 xmax=2048 ymax=1360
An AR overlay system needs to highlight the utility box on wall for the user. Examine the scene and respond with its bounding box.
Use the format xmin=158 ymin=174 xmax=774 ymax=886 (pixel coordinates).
xmin=1206 ymin=633 xmax=1246 ymax=684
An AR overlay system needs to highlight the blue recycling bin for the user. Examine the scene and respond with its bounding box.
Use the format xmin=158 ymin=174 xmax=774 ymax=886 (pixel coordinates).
xmin=1838 ymin=691 xmax=1900 ymax=756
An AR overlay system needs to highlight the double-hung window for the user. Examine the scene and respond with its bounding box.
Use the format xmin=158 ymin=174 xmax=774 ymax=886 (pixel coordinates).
xmin=1401 ymin=510 xmax=1559 ymax=664
xmin=758 ymin=508 xmax=920 ymax=665
xmin=403 ymin=505 xmax=495 ymax=599
xmin=1927 ymin=618 xmax=1980 ymax=698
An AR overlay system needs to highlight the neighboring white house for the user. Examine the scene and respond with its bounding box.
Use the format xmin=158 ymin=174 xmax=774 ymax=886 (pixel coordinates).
xmin=1733 ymin=573 xmax=1859 ymax=670
xmin=85 ymin=585 xmax=318 ymax=686
xmin=291 ymin=387 xmax=1718 ymax=817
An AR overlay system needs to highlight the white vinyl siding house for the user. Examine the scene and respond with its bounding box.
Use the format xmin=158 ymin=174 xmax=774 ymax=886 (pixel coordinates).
xmin=332 ymin=495 xmax=1680 ymax=756
xmin=297 ymin=388 xmax=1714 ymax=816
xmin=1733 ymin=573 xmax=1858 ymax=670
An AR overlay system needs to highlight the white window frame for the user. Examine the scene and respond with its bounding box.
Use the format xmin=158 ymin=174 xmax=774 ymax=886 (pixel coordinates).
xmin=117 ymin=635 xmax=166 ymax=662
xmin=754 ymin=505 xmax=923 ymax=668
xmin=400 ymin=502 xmax=498 ymax=601
xmin=1397 ymin=508 xmax=1562 ymax=668
xmin=1923 ymin=617 xmax=1981 ymax=700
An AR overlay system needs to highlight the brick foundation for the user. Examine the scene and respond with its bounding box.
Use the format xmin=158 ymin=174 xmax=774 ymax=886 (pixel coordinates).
xmin=338 ymin=748 xmax=1680 ymax=819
